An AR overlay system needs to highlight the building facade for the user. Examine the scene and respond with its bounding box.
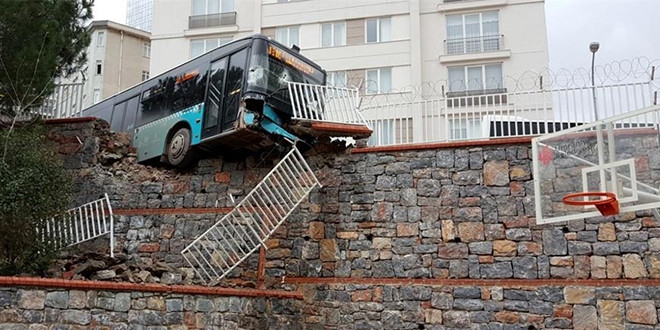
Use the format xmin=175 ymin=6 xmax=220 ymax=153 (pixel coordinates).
xmin=127 ymin=0 xmax=153 ymax=32
xmin=149 ymin=0 xmax=549 ymax=143
xmin=82 ymin=21 xmax=151 ymax=109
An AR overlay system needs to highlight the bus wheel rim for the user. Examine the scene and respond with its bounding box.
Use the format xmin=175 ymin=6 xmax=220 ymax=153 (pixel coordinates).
xmin=170 ymin=134 xmax=186 ymax=158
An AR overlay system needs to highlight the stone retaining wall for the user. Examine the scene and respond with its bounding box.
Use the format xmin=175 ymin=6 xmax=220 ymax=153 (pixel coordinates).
xmin=33 ymin=118 xmax=660 ymax=329
xmin=0 ymin=286 xmax=302 ymax=329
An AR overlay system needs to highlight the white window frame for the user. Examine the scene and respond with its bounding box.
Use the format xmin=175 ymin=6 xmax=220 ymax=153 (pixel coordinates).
xmin=192 ymin=0 xmax=234 ymax=15
xmin=95 ymin=60 xmax=103 ymax=75
xmin=275 ymin=26 xmax=300 ymax=47
xmin=365 ymin=17 xmax=391 ymax=43
xmin=189 ymin=37 xmax=232 ymax=58
xmin=143 ymin=42 xmax=151 ymax=58
xmin=446 ymin=11 xmax=500 ymax=54
xmin=97 ymin=31 xmax=105 ymax=47
xmin=448 ymin=63 xmax=502 ymax=93
xmin=141 ymin=71 xmax=150 ymax=81
xmin=449 ymin=118 xmax=482 ymax=140
xmin=321 ymin=21 xmax=346 ymax=48
xmin=93 ymin=89 xmax=101 ymax=104
xmin=365 ymin=67 xmax=392 ymax=95
xmin=327 ymin=71 xmax=347 ymax=88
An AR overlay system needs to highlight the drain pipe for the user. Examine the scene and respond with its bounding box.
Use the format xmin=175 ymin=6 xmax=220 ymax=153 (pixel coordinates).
xmin=117 ymin=30 xmax=124 ymax=93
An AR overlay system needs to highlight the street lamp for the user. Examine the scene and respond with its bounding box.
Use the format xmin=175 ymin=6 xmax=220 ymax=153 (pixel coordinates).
xmin=590 ymin=42 xmax=600 ymax=121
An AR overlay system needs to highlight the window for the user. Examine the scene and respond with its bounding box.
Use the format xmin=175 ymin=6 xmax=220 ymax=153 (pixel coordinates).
xmin=365 ymin=68 xmax=392 ymax=94
xmin=143 ymin=42 xmax=151 ymax=58
xmin=275 ymin=26 xmax=300 ymax=48
xmin=446 ymin=11 xmax=499 ymax=54
xmin=321 ymin=22 xmax=346 ymax=47
xmin=366 ymin=17 xmax=390 ymax=43
xmin=97 ymin=31 xmax=105 ymax=47
xmin=190 ymin=37 xmax=232 ymax=58
xmin=327 ymin=71 xmax=347 ymax=88
xmin=93 ymin=89 xmax=101 ymax=104
xmin=192 ymin=0 xmax=234 ymax=15
xmin=142 ymin=71 xmax=150 ymax=81
xmin=448 ymin=63 xmax=502 ymax=93
xmin=95 ymin=60 xmax=103 ymax=75
xmin=449 ymin=119 xmax=482 ymax=140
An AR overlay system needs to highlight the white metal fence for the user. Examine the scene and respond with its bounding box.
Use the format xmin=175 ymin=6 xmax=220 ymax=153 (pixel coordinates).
xmin=287 ymin=82 xmax=370 ymax=127
xmin=37 ymin=194 xmax=115 ymax=257
xmin=182 ymin=145 xmax=321 ymax=284
xmin=361 ymin=82 xmax=656 ymax=146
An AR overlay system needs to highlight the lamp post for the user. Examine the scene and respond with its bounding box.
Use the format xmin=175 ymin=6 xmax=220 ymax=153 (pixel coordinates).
xmin=590 ymin=42 xmax=600 ymax=121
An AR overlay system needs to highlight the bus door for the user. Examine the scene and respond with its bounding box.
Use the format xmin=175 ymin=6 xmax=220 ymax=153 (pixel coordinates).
xmin=221 ymin=48 xmax=248 ymax=132
xmin=202 ymin=58 xmax=227 ymax=138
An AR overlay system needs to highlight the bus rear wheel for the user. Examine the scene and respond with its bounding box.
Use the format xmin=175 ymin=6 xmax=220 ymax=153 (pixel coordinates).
xmin=167 ymin=127 xmax=196 ymax=167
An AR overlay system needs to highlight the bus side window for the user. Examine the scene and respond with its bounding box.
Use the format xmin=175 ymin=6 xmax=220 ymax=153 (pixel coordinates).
xmin=110 ymin=102 xmax=126 ymax=132
xmin=222 ymin=48 xmax=248 ymax=131
xmin=123 ymin=95 xmax=141 ymax=131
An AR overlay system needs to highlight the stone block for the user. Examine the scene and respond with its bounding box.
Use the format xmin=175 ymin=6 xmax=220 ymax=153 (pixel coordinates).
xmin=622 ymin=254 xmax=648 ymax=279
xmin=457 ymin=222 xmax=485 ymax=242
xmin=424 ymin=309 xmax=442 ymax=324
xmin=396 ymin=223 xmax=418 ymax=237
xmin=573 ymin=305 xmax=597 ymax=330
xmin=372 ymin=237 xmax=392 ymax=250
xmin=438 ymin=243 xmax=468 ymax=259
xmin=441 ymin=220 xmax=455 ymax=242
xmin=493 ymin=240 xmax=517 ymax=256
xmin=598 ymin=223 xmax=616 ymax=241
xmin=44 ymin=291 xmax=68 ymax=309
xmin=606 ymin=256 xmax=623 ymax=278
xmin=320 ymin=239 xmax=339 ymax=261
xmin=308 ymin=222 xmax=325 ymax=239
xmin=17 ymin=290 xmax=45 ymax=310
xmin=598 ymin=300 xmax=624 ymax=330
xmin=484 ymin=160 xmax=510 ymax=186
xmin=543 ymin=229 xmax=567 ymax=255
xmin=563 ymin=287 xmax=595 ymax=304
xmin=626 ymin=300 xmax=657 ymax=325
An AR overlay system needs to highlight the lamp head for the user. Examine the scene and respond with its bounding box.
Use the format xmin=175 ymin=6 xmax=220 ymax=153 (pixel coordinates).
xmin=589 ymin=42 xmax=600 ymax=53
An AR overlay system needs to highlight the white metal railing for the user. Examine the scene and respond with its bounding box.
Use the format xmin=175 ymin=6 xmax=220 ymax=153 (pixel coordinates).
xmin=3 ymin=83 xmax=85 ymax=121
xmin=361 ymin=81 xmax=655 ymax=146
xmin=182 ymin=145 xmax=321 ymax=284
xmin=288 ymin=82 xmax=370 ymax=127
xmin=37 ymin=194 xmax=114 ymax=257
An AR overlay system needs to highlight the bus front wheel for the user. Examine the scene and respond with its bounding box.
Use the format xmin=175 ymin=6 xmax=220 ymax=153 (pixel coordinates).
xmin=167 ymin=127 xmax=196 ymax=167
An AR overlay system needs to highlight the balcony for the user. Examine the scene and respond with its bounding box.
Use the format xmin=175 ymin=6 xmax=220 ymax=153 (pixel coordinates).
xmin=446 ymin=88 xmax=508 ymax=107
xmin=444 ymin=35 xmax=503 ymax=55
xmin=188 ymin=12 xmax=237 ymax=29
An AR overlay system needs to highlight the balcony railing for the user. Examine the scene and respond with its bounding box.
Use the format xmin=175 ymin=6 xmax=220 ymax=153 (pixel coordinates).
xmin=188 ymin=12 xmax=237 ymax=29
xmin=444 ymin=35 xmax=503 ymax=55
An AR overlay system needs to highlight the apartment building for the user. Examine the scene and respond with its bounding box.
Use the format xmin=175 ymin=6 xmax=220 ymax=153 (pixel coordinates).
xmin=82 ymin=21 xmax=151 ymax=109
xmin=149 ymin=0 xmax=549 ymax=142
xmin=127 ymin=0 xmax=154 ymax=32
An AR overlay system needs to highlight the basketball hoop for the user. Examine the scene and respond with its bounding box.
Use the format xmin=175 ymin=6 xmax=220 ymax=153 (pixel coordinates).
xmin=562 ymin=192 xmax=620 ymax=216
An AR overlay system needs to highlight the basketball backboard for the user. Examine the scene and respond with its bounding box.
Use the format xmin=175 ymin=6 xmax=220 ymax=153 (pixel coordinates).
xmin=533 ymin=104 xmax=660 ymax=224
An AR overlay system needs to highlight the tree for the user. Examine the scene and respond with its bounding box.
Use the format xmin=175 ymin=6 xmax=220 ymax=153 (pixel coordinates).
xmin=0 ymin=122 xmax=73 ymax=275
xmin=0 ymin=0 xmax=89 ymax=274
xmin=0 ymin=0 xmax=93 ymax=118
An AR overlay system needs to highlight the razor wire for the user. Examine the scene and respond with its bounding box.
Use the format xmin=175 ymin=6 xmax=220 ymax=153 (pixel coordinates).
xmin=328 ymin=57 xmax=660 ymax=107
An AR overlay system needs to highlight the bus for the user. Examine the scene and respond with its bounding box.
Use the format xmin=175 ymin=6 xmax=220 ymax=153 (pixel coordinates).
xmin=83 ymin=34 xmax=326 ymax=167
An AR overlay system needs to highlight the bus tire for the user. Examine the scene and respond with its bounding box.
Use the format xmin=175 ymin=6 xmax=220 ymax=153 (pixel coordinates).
xmin=167 ymin=127 xmax=196 ymax=167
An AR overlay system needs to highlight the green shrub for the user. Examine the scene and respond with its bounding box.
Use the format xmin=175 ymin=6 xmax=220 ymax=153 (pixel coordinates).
xmin=0 ymin=123 xmax=72 ymax=275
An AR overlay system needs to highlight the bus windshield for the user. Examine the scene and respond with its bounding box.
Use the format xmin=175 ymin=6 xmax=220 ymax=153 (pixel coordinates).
xmin=247 ymin=40 xmax=325 ymax=100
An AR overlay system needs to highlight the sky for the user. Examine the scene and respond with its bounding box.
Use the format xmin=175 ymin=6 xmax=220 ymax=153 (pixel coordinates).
xmin=91 ymin=0 xmax=660 ymax=73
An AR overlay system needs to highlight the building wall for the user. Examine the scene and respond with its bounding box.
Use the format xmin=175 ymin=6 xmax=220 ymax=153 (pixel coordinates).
xmin=150 ymin=0 xmax=549 ymax=96
xmin=82 ymin=23 xmax=151 ymax=109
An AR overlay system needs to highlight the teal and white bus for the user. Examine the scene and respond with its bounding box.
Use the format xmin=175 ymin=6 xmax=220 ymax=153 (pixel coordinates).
xmin=83 ymin=34 xmax=326 ymax=167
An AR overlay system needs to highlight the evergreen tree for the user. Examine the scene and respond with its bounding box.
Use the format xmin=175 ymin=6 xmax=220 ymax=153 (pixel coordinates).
xmin=0 ymin=0 xmax=93 ymax=116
